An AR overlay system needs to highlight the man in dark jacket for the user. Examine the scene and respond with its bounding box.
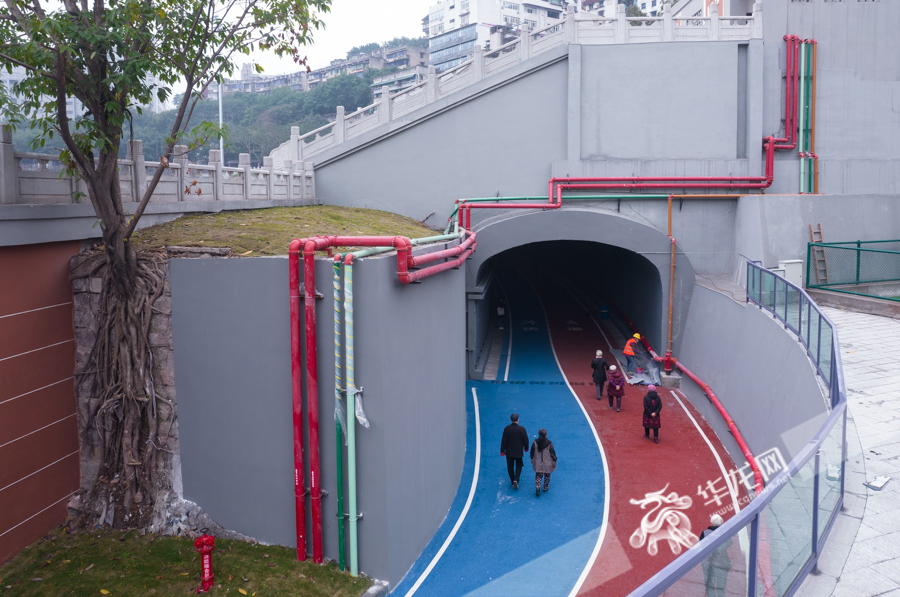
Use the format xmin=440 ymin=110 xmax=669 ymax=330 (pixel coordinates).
xmin=500 ymin=413 xmax=529 ymax=490
xmin=699 ymin=514 xmax=732 ymax=596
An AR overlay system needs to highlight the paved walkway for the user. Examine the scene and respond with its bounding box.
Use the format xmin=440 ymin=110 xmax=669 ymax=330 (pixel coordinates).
xmin=798 ymin=308 xmax=900 ymax=597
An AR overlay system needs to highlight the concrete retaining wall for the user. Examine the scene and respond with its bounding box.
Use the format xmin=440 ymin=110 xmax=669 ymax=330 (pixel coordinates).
xmin=170 ymin=252 xmax=466 ymax=585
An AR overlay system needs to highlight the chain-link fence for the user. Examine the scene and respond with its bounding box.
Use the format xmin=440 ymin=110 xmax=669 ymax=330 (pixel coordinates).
xmin=807 ymin=240 xmax=900 ymax=302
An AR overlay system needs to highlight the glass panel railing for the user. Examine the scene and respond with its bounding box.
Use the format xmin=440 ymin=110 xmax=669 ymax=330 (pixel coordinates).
xmin=807 ymin=308 xmax=820 ymax=367
xmin=756 ymin=459 xmax=815 ymax=597
xmin=819 ymin=323 xmax=833 ymax=381
xmin=818 ymin=415 xmax=844 ymax=543
xmin=762 ymin=270 xmax=775 ymax=311
xmin=660 ymin=523 xmax=751 ymax=597
xmin=786 ymin=284 xmax=800 ymax=333
xmin=749 ymin=265 xmax=761 ymax=303
xmin=775 ymin=277 xmax=787 ymax=322
xmin=799 ymin=295 xmax=810 ymax=349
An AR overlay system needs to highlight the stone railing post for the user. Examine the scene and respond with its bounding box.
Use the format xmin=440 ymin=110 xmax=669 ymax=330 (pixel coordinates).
xmin=425 ymin=66 xmax=437 ymax=103
xmin=751 ymin=1 xmax=763 ymax=39
xmin=126 ymin=139 xmax=147 ymax=204
xmin=334 ymin=106 xmax=346 ymax=145
xmin=239 ymin=153 xmax=251 ymax=200
xmin=521 ymin=28 xmax=532 ymax=60
xmin=0 ymin=126 xmax=15 ymax=204
xmin=291 ymin=125 xmax=301 ymax=161
xmin=173 ymin=144 xmax=188 ymax=202
xmin=303 ymin=162 xmax=316 ymax=200
xmin=474 ymin=45 xmax=484 ymax=82
xmin=379 ymin=85 xmax=392 ymax=124
xmin=709 ymin=2 xmax=719 ymax=41
xmin=615 ymin=3 xmax=628 ymax=43
xmin=566 ymin=5 xmax=578 ymax=44
xmin=209 ymin=149 xmax=223 ymax=201
xmin=663 ymin=2 xmax=674 ymax=42
xmin=283 ymin=159 xmax=294 ymax=200
xmin=263 ymin=156 xmax=275 ymax=200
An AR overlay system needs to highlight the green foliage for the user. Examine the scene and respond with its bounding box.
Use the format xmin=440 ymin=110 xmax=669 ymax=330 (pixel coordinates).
xmin=346 ymin=35 xmax=428 ymax=59
xmin=0 ymin=0 xmax=331 ymax=237
xmin=626 ymin=3 xmax=648 ymax=23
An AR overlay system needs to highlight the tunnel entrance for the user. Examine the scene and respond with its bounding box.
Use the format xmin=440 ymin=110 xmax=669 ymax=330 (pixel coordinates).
xmin=467 ymin=240 xmax=663 ymax=380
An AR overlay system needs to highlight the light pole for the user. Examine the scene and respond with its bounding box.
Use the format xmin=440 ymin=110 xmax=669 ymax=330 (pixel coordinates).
xmin=218 ymin=82 xmax=224 ymax=157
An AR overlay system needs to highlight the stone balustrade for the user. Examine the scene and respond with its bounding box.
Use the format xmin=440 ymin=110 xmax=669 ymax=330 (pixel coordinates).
xmin=0 ymin=131 xmax=316 ymax=206
xmin=268 ymin=1 xmax=762 ymax=167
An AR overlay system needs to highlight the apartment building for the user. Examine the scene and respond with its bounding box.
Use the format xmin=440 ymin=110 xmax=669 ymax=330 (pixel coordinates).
xmin=208 ymin=45 xmax=428 ymax=100
xmin=371 ymin=65 xmax=429 ymax=100
xmin=425 ymin=0 xmax=571 ymax=72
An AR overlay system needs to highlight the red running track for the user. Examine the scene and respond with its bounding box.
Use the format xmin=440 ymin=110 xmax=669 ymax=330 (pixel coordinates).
xmin=531 ymin=279 xmax=751 ymax=596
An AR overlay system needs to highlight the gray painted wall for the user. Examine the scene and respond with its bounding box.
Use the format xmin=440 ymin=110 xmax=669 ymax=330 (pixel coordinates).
xmin=171 ymin=253 xmax=465 ymax=585
xmin=465 ymin=206 xmax=695 ymax=356
xmin=763 ymin=1 xmax=900 ymax=195
xmin=677 ymin=284 xmax=829 ymax=468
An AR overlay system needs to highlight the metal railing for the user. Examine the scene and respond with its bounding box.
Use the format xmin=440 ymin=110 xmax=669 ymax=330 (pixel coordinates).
xmin=633 ymin=261 xmax=846 ymax=597
xmin=807 ymin=240 xmax=900 ymax=303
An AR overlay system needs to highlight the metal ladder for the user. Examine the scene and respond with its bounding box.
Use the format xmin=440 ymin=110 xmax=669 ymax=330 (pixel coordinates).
xmin=809 ymin=224 xmax=829 ymax=284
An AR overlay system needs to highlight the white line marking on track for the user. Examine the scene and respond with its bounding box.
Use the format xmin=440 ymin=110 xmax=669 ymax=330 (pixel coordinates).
xmin=527 ymin=278 xmax=610 ymax=597
xmin=670 ymin=390 xmax=741 ymax=514
xmin=403 ymin=387 xmax=482 ymax=597
xmin=498 ymin=279 xmax=512 ymax=382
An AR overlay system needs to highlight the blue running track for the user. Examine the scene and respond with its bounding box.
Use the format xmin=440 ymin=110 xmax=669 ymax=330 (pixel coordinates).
xmin=390 ymin=272 xmax=607 ymax=597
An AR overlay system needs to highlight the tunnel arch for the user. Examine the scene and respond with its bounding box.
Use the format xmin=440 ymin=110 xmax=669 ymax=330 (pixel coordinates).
xmin=463 ymin=206 xmax=695 ymax=379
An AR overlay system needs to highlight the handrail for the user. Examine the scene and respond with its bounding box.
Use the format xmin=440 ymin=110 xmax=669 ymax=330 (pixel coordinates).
xmin=484 ymin=36 xmax=520 ymax=58
xmin=633 ymin=262 xmax=846 ymax=595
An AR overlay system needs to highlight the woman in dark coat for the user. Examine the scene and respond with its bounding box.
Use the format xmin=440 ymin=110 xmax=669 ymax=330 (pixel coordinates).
xmin=606 ymin=365 xmax=626 ymax=411
xmin=530 ymin=428 xmax=557 ymax=497
xmin=643 ymin=384 xmax=663 ymax=443
xmin=591 ymin=350 xmax=609 ymax=400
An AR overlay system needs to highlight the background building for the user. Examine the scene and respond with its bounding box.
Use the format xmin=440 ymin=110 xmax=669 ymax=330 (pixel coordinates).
xmin=425 ymin=0 xmax=572 ymax=72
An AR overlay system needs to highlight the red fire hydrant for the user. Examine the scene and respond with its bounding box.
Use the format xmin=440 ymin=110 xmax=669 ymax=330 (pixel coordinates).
xmin=194 ymin=529 xmax=215 ymax=593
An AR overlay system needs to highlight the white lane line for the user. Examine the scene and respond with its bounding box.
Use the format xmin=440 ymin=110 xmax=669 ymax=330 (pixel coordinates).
xmin=670 ymin=390 xmax=741 ymax=515
xmin=528 ymin=279 xmax=610 ymax=597
xmin=498 ymin=279 xmax=513 ymax=382
xmin=0 ymin=491 xmax=77 ymax=538
xmin=0 ymin=376 xmax=73 ymax=407
xmin=0 ymin=450 xmax=80 ymax=494
xmin=0 ymin=302 xmax=72 ymax=320
xmin=0 ymin=339 xmax=74 ymax=363
xmin=404 ymin=387 xmax=482 ymax=597
xmin=0 ymin=414 xmax=76 ymax=450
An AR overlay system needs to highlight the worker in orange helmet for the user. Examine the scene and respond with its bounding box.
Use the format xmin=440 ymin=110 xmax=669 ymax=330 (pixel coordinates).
xmin=624 ymin=333 xmax=641 ymax=375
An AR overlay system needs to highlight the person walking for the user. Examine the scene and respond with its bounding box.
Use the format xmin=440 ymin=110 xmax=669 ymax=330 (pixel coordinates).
xmin=643 ymin=384 xmax=662 ymax=443
xmin=699 ymin=514 xmax=732 ymax=597
xmin=500 ymin=413 xmax=529 ymax=490
xmin=591 ymin=350 xmax=609 ymax=400
xmin=607 ymin=365 xmax=626 ymax=411
xmin=624 ymin=333 xmax=641 ymax=375
xmin=530 ymin=428 xmax=557 ymax=497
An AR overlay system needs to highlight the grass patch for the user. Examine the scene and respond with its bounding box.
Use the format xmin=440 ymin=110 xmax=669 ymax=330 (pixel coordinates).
xmin=132 ymin=206 xmax=442 ymax=256
xmin=0 ymin=528 xmax=371 ymax=596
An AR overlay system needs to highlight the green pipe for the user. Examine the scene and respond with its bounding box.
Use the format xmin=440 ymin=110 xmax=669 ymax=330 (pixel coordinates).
xmin=342 ymin=256 xmax=359 ymax=577
xmin=332 ymin=257 xmax=346 ymax=572
xmin=799 ymin=41 xmax=807 ymax=193
xmin=806 ymin=41 xmax=814 ymax=194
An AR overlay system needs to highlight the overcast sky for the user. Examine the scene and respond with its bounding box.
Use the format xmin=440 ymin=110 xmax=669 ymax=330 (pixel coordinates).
xmin=245 ymin=0 xmax=435 ymax=76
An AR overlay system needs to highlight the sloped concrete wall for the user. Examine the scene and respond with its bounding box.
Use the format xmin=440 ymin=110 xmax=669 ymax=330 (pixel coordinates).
xmin=170 ymin=252 xmax=466 ymax=585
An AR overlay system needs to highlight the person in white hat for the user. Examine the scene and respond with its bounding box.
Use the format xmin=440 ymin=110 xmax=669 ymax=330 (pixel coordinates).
xmin=699 ymin=513 xmax=733 ymax=596
xmin=590 ymin=349 xmax=609 ymax=401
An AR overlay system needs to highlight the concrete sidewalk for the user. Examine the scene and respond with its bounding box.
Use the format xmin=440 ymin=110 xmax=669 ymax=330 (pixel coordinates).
xmin=797 ymin=308 xmax=900 ymax=597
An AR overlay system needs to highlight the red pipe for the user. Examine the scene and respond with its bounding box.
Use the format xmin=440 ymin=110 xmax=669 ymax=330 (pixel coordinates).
xmin=288 ymin=240 xmax=307 ymax=562
xmin=288 ymin=232 xmax=475 ymax=562
xmin=605 ymin=301 xmax=764 ymax=495
xmin=773 ymin=36 xmax=799 ymax=150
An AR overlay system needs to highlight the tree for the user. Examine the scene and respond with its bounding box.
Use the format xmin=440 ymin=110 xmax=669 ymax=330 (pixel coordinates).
xmin=346 ymin=36 xmax=428 ymax=59
xmin=626 ymin=3 xmax=648 ymax=24
xmin=0 ymin=0 xmax=330 ymax=528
